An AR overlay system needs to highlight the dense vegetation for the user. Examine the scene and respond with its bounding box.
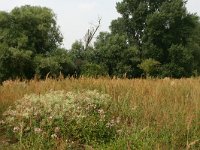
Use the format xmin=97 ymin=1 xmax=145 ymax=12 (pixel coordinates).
xmin=0 ymin=1 xmax=200 ymax=149
xmin=0 ymin=0 xmax=200 ymax=82
xmin=0 ymin=78 xmax=200 ymax=149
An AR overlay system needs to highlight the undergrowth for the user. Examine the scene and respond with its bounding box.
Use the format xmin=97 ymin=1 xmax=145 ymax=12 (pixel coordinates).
xmin=0 ymin=77 xmax=200 ymax=149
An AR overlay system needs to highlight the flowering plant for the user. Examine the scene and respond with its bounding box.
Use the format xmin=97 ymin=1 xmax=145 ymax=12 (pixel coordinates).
xmin=2 ymin=90 xmax=120 ymax=146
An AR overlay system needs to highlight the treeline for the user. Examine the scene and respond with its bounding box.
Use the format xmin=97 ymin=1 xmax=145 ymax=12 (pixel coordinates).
xmin=0 ymin=0 xmax=200 ymax=82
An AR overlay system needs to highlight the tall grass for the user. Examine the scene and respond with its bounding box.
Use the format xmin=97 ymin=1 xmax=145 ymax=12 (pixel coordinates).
xmin=0 ymin=77 xmax=200 ymax=149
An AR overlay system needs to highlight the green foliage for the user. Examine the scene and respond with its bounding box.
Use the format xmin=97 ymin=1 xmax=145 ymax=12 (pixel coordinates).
xmin=0 ymin=44 xmax=10 ymax=82
xmin=138 ymin=58 xmax=160 ymax=77
xmin=153 ymin=44 xmax=194 ymax=78
xmin=81 ymin=63 xmax=108 ymax=77
xmin=69 ymin=41 xmax=86 ymax=76
xmin=1 ymin=78 xmax=200 ymax=149
xmin=187 ymin=20 xmax=200 ymax=76
xmin=0 ymin=44 xmax=34 ymax=81
xmin=70 ymin=40 xmax=85 ymax=60
xmin=143 ymin=0 xmax=197 ymax=62
xmin=69 ymin=40 xmax=97 ymax=77
xmin=51 ymin=48 xmax=76 ymax=76
xmin=34 ymin=49 xmax=75 ymax=79
xmin=160 ymin=63 xmax=185 ymax=78
xmin=93 ymin=33 xmax=141 ymax=77
xmin=1 ymin=1 xmax=200 ymax=80
xmin=34 ymin=55 xmax=61 ymax=78
xmin=2 ymin=90 xmax=120 ymax=147
xmin=94 ymin=33 xmax=127 ymax=76
xmin=0 ymin=5 xmax=63 ymax=54
xmin=108 ymin=0 xmax=200 ymax=78
xmin=0 ymin=6 xmax=73 ymax=82
xmin=168 ymin=45 xmax=193 ymax=75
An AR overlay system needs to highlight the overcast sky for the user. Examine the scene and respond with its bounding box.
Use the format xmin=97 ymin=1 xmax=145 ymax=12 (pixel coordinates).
xmin=0 ymin=0 xmax=199 ymax=49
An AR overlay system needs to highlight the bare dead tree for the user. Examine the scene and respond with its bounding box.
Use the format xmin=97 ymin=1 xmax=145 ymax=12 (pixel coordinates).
xmin=84 ymin=18 xmax=101 ymax=50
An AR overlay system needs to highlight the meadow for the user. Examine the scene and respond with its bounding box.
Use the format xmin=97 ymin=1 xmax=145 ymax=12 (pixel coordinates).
xmin=0 ymin=77 xmax=200 ymax=149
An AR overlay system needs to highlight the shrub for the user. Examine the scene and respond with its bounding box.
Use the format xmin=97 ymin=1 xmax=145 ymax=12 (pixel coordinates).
xmin=81 ymin=63 xmax=108 ymax=77
xmin=138 ymin=58 xmax=160 ymax=77
xmin=2 ymin=90 xmax=120 ymax=147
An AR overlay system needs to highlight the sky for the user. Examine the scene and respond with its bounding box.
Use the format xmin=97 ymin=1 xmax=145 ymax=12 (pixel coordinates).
xmin=0 ymin=0 xmax=199 ymax=49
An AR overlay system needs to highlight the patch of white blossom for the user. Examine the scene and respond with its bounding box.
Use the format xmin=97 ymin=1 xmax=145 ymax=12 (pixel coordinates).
xmin=2 ymin=90 xmax=120 ymax=140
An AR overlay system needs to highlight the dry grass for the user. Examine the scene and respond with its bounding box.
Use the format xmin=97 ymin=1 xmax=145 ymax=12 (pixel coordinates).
xmin=0 ymin=77 xmax=200 ymax=149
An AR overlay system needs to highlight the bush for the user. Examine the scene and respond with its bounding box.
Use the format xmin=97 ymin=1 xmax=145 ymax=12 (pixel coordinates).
xmin=2 ymin=90 xmax=120 ymax=148
xmin=34 ymin=49 xmax=75 ymax=79
xmin=160 ymin=63 xmax=186 ymax=78
xmin=81 ymin=63 xmax=108 ymax=77
xmin=138 ymin=58 xmax=160 ymax=77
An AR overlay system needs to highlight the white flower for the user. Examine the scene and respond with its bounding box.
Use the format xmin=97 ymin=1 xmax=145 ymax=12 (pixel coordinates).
xmin=117 ymin=129 xmax=122 ymax=134
xmin=3 ymin=89 xmax=114 ymax=140
xmin=116 ymin=117 xmax=121 ymax=124
xmin=51 ymin=133 xmax=58 ymax=139
xmin=98 ymin=109 xmax=104 ymax=115
xmin=25 ymin=127 xmax=30 ymax=132
xmin=34 ymin=128 xmax=42 ymax=134
xmin=13 ymin=126 xmax=20 ymax=133
xmin=0 ymin=120 xmax=5 ymax=125
xmin=54 ymin=127 xmax=60 ymax=133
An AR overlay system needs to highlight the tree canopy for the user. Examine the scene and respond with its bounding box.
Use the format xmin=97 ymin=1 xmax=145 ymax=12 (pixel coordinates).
xmin=0 ymin=5 xmax=63 ymax=54
xmin=108 ymin=0 xmax=200 ymax=77
xmin=0 ymin=1 xmax=200 ymax=82
xmin=0 ymin=5 xmax=74 ymax=82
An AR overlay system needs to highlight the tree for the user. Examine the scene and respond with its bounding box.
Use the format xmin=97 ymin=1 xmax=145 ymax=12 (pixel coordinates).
xmin=84 ymin=18 xmax=101 ymax=50
xmin=81 ymin=63 xmax=108 ymax=77
xmin=110 ymin=0 xmax=168 ymax=59
xmin=0 ymin=5 xmax=63 ymax=55
xmin=0 ymin=5 xmax=64 ymax=82
xmin=110 ymin=0 xmax=199 ymax=78
xmin=186 ymin=20 xmax=200 ymax=76
xmin=34 ymin=48 xmax=75 ymax=79
xmin=143 ymin=0 xmax=197 ymax=62
xmin=94 ymin=32 xmax=141 ymax=77
xmin=138 ymin=58 xmax=160 ymax=77
xmin=159 ymin=44 xmax=193 ymax=77
xmin=0 ymin=44 xmax=34 ymax=81
xmin=69 ymin=41 xmax=86 ymax=76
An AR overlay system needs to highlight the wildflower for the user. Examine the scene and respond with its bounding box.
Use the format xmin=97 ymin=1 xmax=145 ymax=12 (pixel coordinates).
xmin=110 ymin=119 xmax=115 ymax=124
xmin=117 ymin=129 xmax=122 ymax=134
xmin=54 ymin=127 xmax=60 ymax=133
xmin=22 ymin=112 xmax=29 ymax=118
xmin=100 ymin=114 xmax=106 ymax=121
xmin=0 ymin=120 xmax=5 ymax=125
xmin=106 ymin=123 xmax=111 ymax=128
xmin=116 ymin=117 xmax=121 ymax=124
xmin=106 ymin=119 xmax=115 ymax=128
xmin=49 ymin=116 xmax=53 ymax=119
xmin=51 ymin=133 xmax=58 ymax=139
xmin=40 ymin=119 xmax=46 ymax=126
xmin=98 ymin=109 xmax=105 ymax=121
xmin=98 ymin=109 xmax=104 ymax=115
xmin=24 ymin=127 xmax=30 ymax=132
xmin=13 ymin=126 xmax=20 ymax=133
xmin=3 ymin=90 xmax=115 ymax=142
xmin=34 ymin=127 xmax=42 ymax=134
xmin=132 ymin=106 xmax=138 ymax=111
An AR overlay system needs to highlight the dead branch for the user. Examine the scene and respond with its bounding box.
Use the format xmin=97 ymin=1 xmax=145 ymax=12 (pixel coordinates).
xmin=84 ymin=18 xmax=101 ymax=50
